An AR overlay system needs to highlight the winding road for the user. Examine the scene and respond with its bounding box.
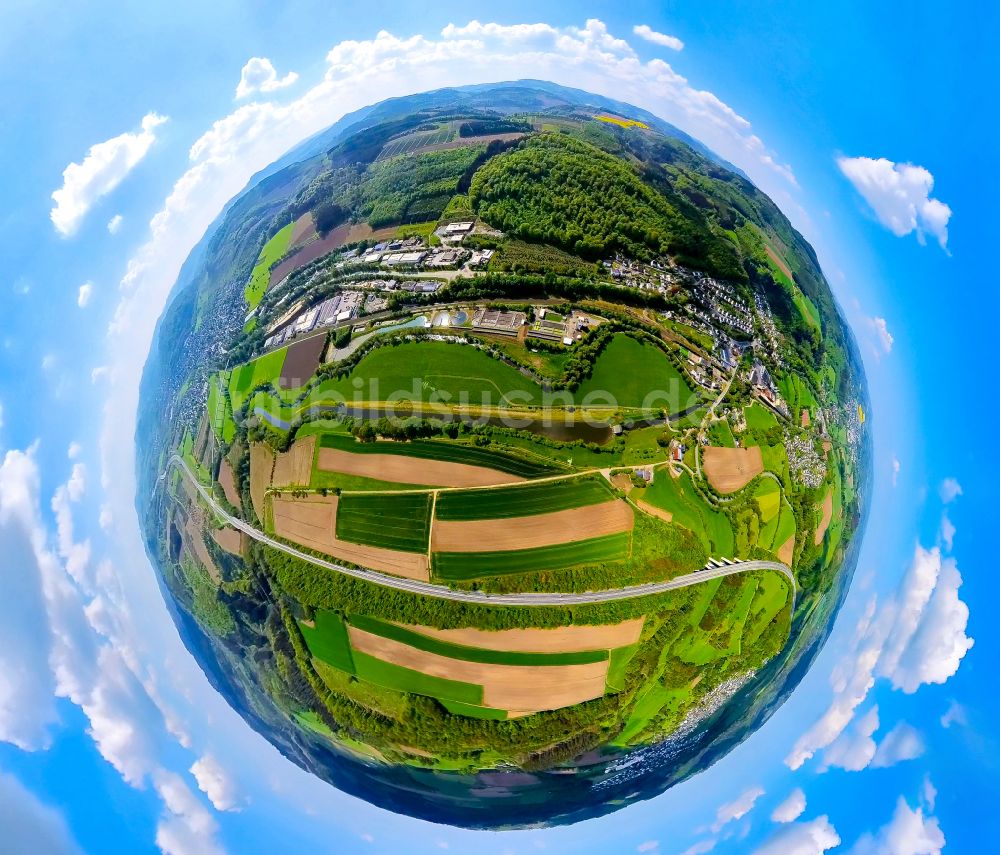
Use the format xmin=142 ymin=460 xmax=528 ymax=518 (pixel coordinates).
xmin=168 ymin=455 xmax=796 ymax=607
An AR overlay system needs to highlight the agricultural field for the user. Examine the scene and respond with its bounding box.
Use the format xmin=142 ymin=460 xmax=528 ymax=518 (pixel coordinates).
xmin=335 ymin=492 xmax=432 ymax=553
xmin=641 ymin=468 xmax=734 ymax=555
xmin=318 ymin=433 xmax=559 ymax=478
xmin=575 ymin=334 xmax=697 ymax=411
xmin=306 ymin=340 xmax=544 ymax=407
xmin=433 ymin=532 xmax=632 ymax=581
xmin=245 ymin=222 xmax=294 ymax=310
xmin=434 ymin=475 xmax=614 ymax=520
xmin=226 ymin=347 xmax=287 ymax=414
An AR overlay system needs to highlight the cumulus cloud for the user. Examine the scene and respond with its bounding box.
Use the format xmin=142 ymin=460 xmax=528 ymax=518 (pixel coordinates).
xmin=772 ymin=788 xmax=807 ymax=824
xmin=822 ymin=705 xmax=880 ymax=771
xmin=153 ymin=771 xmax=225 ymax=855
xmin=848 ymin=797 xmax=945 ymax=855
xmin=871 ymin=722 xmax=925 ymax=768
xmin=869 ymin=316 xmax=894 ymax=354
xmin=633 ymin=24 xmax=684 ymax=51
xmin=939 ymin=513 xmax=955 ymax=551
xmin=786 ymin=541 xmax=973 ymax=770
xmin=938 ymin=478 xmax=962 ymax=504
xmin=0 ymin=446 xmax=225 ymax=853
xmin=837 ymin=155 xmax=952 ymax=250
xmin=107 ymin=214 xmax=123 ymax=234
xmin=235 ymin=57 xmax=299 ymax=98
xmin=712 ymin=786 xmax=765 ymax=833
xmin=752 ymin=816 xmax=840 ymax=855
xmin=0 ymin=448 xmax=61 ymax=749
xmin=50 ymin=113 xmax=167 ymax=237
xmin=939 ymin=699 xmax=967 ymax=729
xmin=190 ymin=754 xmax=243 ymax=812
xmin=0 ymin=769 xmax=82 ymax=854
xmin=77 ymin=282 xmax=94 ymax=308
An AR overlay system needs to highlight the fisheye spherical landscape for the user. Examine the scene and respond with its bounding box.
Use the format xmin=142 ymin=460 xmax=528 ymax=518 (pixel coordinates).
xmin=138 ymin=81 xmax=869 ymax=829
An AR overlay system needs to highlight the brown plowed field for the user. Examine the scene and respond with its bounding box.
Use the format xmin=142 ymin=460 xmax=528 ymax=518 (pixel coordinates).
xmin=219 ymin=459 xmax=241 ymax=511
xmin=703 ymin=446 xmax=764 ymax=493
xmin=279 ymin=335 xmax=325 ymax=390
xmin=765 ymin=244 xmax=794 ymax=281
xmin=271 ymin=494 xmax=429 ymax=580
xmin=212 ymin=527 xmax=244 ymax=556
xmin=347 ymin=626 xmax=609 ymax=713
xmin=269 ymin=222 xmax=378 ymax=287
xmin=289 ymin=212 xmax=316 ymax=248
xmin=777 ymin=535 xmax=795 ymax=565
xmin=403 ymin=618 xmax=645 ymax=653
xmin=317 ymin=447 xmax=524 ymax=488
xmin=637 ymin=500 xmax=672 ymax=523
xmin=431 ymin=500 xmax=633 ymax=552
xmin=184 ymin=515 xmax=219 ymax=583
xmin=249 ymin=444 xmax=275 ymax=519
xmin=815 ymin=491 xmax=834 ymax=545
xmin=272 ymin=436 xmax=316 ymax=488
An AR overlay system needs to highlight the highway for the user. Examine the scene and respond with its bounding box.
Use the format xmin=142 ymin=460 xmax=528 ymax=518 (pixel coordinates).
xmin=169 ymin=455 xmax=796 ymax=607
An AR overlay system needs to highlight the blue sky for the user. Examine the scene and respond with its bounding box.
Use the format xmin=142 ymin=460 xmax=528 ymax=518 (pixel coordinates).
xmin=0 ymin=2 xmax=993 ymax=853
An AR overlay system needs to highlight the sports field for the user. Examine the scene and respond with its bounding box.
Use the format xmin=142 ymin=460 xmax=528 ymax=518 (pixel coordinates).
xmin=433 ymin=531 xmax=631 ymax=580
xmin=434 ymin=474 xmax=614 ymax=520
xmin=575 ymin=334 xmax=697 ymax=411
xmin=335 ymin=492 xmax=432 ymax=553
xmin=245 ymin=222 xmax=294 ymax=310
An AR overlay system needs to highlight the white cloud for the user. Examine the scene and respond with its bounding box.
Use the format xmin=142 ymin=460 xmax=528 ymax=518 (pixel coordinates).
xmin=633 ymin=24 xmax=684 ymax=51
xmin=190 ymin=754 xmax=243 ymax=812
xmin=939 ymin=513 xmax=955 ymax=551
xmin=772 ymin=789 xmax=807 ymax=824
xmin=892 ymin=457 xmax=900 ymax=487
xmin=67 ymin=442 xmax=82 ymax=460
xmin=872 ymin=722 xmax=925 ymax=768
xmin=879 ymin=546 xmax=974 ymax=694
xmin=107 ymin=214 xmax=124 ymax=234
xmin=837 ymin=155 xmax=952 ymax=250
xmin=50 ymin=113 xmax=167 ymax=237
xmin=235 ymin=57 xmax=299 ymax=99
xmin=939 ymin=699 xmax=967 ymax=729
xmin=679 ymin=842 xmax=715 ymax=855
xmin=786 ymin=541 xmax=973 ymax=769
xmin=938 ymin=478 xmax=962 ymax=504
xmin=848 ymin=797 xmax=945 ymax=855
xmin=712 ymin=786 xmax=765 ymax=833
xmin=869 ymin=316 xmax=894 ymax=354
xmin=153 ymin=771 xmax=225 ymax=855
xmin=752 ymin=816 xmax=840 ymax=855
xmin=77 ymin=282 xmax=94 ymax=308
xmin=921 ymin=777 xmax=937 ymax=812
xmin=0 ymin=769 xmax=82 ymax=854
xmin=822 ymin=705 xmax=879 ymax=771
xmin=636 ymin=842 xmax=659 ymax=853
xmin=0 ymin=448 xmax=61 ymax=749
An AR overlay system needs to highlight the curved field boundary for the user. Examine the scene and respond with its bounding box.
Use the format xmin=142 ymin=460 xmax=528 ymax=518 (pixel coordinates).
xmin=317 ymin=446 xmax=527 ymax=489
xmin=318 ymin=433 xmax=559 ymax=478
xmin=703 ymin=445 xmax=764 ymax=494
xmin=169 ymin=455 xmax=796 ymax=606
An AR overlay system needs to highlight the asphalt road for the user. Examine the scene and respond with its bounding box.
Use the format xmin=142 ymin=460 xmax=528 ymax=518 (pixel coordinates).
xmin=169 ymin=455 xmax=796 ymax=607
